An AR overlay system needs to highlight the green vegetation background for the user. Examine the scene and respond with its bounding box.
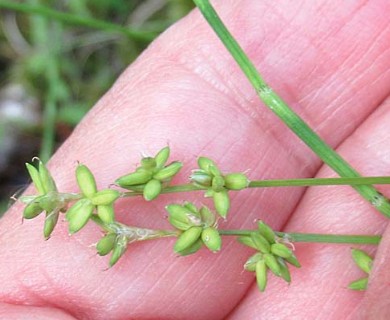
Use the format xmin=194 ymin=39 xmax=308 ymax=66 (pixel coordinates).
xmin=0 ymin=0 xmax=194 ymax=216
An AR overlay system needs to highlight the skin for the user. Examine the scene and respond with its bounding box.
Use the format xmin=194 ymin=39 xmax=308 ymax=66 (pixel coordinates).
xmin=1 ymin=0 xmax=390 ymax=318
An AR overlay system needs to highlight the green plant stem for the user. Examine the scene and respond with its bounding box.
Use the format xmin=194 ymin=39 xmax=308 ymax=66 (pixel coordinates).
xmin=248 ymin=176 xmax=390 ymax=188
xmin=0 ymin=0 xmax=157 ymax=41
xmin=29 ymin=0 xmax=60 ymax=162
xmin=192 ymin=0 xmax=390 ymax=218
xmin=121 ymin=176 xmax=390 ymax=197
xmin=219 ymin=230 xmax=381 ymax=245
xmin=90 ymin=215 xmax=380 ymax=245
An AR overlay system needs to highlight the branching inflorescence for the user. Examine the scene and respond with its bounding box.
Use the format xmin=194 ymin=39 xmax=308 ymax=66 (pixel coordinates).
xmin=12 ymin=0 xmax=390 ymax=295
xmin=20 ymin=146 xmax=386 ymax=292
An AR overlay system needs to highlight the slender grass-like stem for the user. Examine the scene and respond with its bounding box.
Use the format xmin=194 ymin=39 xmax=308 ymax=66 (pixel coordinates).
xmin=0 ymin=0 xmax=157 ymax=41
xmin=29 ymin=0 xmax=60 ymax=162
xmin=219 ymin=230 xmax=381 ymax=245
xmin=91 ymin=215 xmax=380 ymax=245
xmin=192 ymin=0 xmax=390 ymax=218
xmin=121 ymin=176 xmax=390 ymax=197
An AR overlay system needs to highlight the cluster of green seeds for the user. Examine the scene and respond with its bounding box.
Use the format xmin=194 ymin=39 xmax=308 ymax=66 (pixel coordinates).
xmin=190 ymin=157 xmax=249 ymax=218
xmin=20 ymin=146 xmax=376 ymax=293
xmin=115 ymin=147 xmax=182 ymax=201
xmin=166 ymin=202 xmax=221 ymax=254
xmin=239 ymin=221 xmax=301 ymax=291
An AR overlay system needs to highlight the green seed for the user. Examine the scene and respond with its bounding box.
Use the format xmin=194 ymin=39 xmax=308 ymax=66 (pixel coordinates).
xmin=190 ymin=170 xmax=212 ymax=187
xmin=351 ymin=248 xmax=373 ymax=274
xmin=237 ymin=235 xmax=257 ymax=250
xmin=39 ymin=161 xmax=57 ymax=193
xmin=154 ymin=146 xmax=170 ymax=169
xmin=255 ymin=259 xmax=268 ymax=292
xmin=258 ymin=221 xmax=276 ymax=244
xmin=96 ymin=233 xmax=116 ymax=256
xmin=66 ymin=199 xmax=94 ymax=234
xmin=176 ymin=238 xmax=203 ymax=256
xmin=271 ymin=243 xmax=293 ymax=259
xmin=198 ymin=157 xmax=217 ymax=173
xmin=141 ymin=157 xmax=156 ymax=170
xmin=264 ymin=253 xmax=281 ymax=276
xmin=199 ymin=206 xmax=216 ymax=226
xmin=91 ymin=189 xmax=120 ymax=206
xmin=97 ymin=205 xmax=115 ymax=223
xmin=76 ymin=164 xmax=97 ymax=198
xmin=284 ymin=253 xmax=301 ymax=268
xmin=348 ymin=277 xmax=368 ymax=291
xmin=277 ymin=257 xmax=291 ymax=283
xmin=109 ymin=235 xmax=128 ymax=267
xmin=208 ymin=164 xmax=222 ymax=177
xmin=43 ymin=210 xmax=59 ymax=239
xmin=39 ymin=194 xmax=58 ymax=213
xmin=143 ymin=179 xmax=162 ymax=201
xmin=251 ymin=233 xmax=271 ymax=253
xmin=211 ymin=175 xmax=225 ymax=192
xmin=26 ymin=163 xmax=45 ymax=195
xmin=224 ymin=173 xmax=249 ymax=190
xmin=166 ymin=204 xmax=191 ymax=220
xmin=201 ymin=227 xmax=222 ymax=252
xmin=116 ymin=170 xmax=152 ymax=187
xmin=183 ymin=202 xmax=199 ymax=214
xmin=23 ymin=200 xmax=43 ymax=219
xmin=169 ymin=217 xmax=191 ymax=231
xmin=244 ymin=253 xmax=263 ymax=272
xmin=213 ymin=190 xmax=230 ymax=218
xmin=174 ymin=226 xmax=203 ymax=253
xmin=153 ymin=161 xmax=183 ymax=181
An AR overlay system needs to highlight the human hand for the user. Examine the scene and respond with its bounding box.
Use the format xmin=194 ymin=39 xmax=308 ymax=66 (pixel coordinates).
xmin=1 ymin=1 xmax=390 ymax=318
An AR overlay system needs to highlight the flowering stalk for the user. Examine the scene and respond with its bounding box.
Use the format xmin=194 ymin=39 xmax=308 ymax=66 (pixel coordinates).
xmin=20 ymin=147 xmax=387 ymax=292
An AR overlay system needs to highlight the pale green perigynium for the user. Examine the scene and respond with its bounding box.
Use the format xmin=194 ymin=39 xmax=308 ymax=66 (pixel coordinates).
xmin=21 ymin=160 xmax=68 ymax=239
xmin=348 ymin=248 xmax=374 ymax=291
xmin=66 ymin=164 xmax=120 ymax=234
xmin=115 ymin=146 xmax=183 ymax=201
xmin=190 ymin=156 xmax=249 ymax=218
xmin=166 ymin=202 xmax=222 ymax=254
xmin=240 ymin=221 xmax=300 ymax=292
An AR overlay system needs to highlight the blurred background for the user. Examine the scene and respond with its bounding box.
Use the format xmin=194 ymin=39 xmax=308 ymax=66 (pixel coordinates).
xmin=0 ymin=0 xmax=194 ymax=216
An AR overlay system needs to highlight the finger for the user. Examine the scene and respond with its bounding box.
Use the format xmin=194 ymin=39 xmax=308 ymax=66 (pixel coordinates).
xmin=1 ymin=0 xmax=390 ymax=319
xmin=227 ymin=98 xmax=390 ymax=319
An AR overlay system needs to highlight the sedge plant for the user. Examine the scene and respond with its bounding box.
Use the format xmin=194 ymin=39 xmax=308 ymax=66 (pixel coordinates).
xmin=16 ymin=0 xmax=390 ymax=294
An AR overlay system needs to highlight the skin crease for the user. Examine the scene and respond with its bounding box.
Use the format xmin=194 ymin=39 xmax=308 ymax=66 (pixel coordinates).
xmin=0 ymin=0 xmax=390 ymax=318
